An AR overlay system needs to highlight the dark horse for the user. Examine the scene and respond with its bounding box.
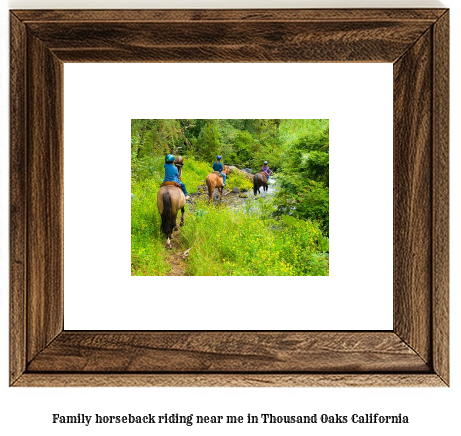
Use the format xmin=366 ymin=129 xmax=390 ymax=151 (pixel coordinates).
xmin=253 ymin=173 xmax=268 ymax=195
xmin=157 ymin=185 xmax=186 ymax=249
xmin=205 ymin=166 xmax=230 ymax=201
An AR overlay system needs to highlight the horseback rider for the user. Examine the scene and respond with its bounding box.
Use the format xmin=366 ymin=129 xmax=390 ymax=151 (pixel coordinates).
xmin=163 ymin=154 xmax=190 ymax=199
xmin=212 ymin=155 xmax=227 ymax=186
xmin=261 ymin=161 xmax=273 ymax=181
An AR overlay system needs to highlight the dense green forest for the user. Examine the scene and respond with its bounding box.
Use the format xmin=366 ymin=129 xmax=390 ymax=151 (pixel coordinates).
xmin=131 ymin=119 xmax=329 ymax=276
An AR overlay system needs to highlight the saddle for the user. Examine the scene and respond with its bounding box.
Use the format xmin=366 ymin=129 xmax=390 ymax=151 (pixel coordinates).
xmin=161 ymin=181 xmax=182 ymax=188
xmin=212 ymin=171 xmax=223 ymax=177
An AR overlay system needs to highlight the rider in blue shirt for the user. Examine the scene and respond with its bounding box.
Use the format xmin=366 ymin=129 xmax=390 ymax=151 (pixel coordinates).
xmin=163 ymin=154 xmax=190 ymax=199
xmin=212 ymin=155 xmax=226 ymax=186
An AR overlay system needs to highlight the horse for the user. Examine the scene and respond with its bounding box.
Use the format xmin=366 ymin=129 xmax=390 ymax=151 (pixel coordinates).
xmin=174 ymin=155 xmax=184 ymax=180
xmin=205 ymin=166 xmax=230 ymax=201
xmin=157 ymin=184 xmax=186 ymax=249
xmin=253 ymin=172 xmax=268 ymax=195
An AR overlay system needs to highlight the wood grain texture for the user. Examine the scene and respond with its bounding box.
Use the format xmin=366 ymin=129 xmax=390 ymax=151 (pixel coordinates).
xmin=27 ymin=21 xmax=432 ymax=63
xmin=393 ymin=29 xmax=433 ymax=364
xmin=9 ymin=13 xmax=27 ymax=385
xmin=27 ymin=332 xmax=429 ymax=373
xmin=432 ymin=11 xmax=449 ymax=385
xmin=12 ymin=9 xmax=447 ymax=22
xmin=26 ymin=34 xmax=64 ymax=362
xmin=13 ymin=374 xmax=446 ymax=388
xmin=9 ymin=9 xmax=449 ymax=387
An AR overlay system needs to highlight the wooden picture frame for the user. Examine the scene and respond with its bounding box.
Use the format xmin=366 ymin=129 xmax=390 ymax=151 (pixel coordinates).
xmin=10 ymin=9 xmax=449 ymax=387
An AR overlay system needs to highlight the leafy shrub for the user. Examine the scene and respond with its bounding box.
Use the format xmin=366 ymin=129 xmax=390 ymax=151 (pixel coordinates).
xmin=226 ymin=170 xmax=253 ymax=192
xmin=274 ymin=176 xmax=329 ymax=235
xmin=274 ymin=120 xmax=329 ymax=235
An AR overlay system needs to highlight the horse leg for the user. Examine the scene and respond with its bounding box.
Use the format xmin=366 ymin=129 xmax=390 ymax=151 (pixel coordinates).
xmin=210 ymin=187 xmax=214 ymax=202
xmin=165 ymin=200 xmax=177 ymax=231
xmin=206 ymin=179 xmax=213 ymax=202
xmin=180 ymin=206 xmax=185 ymax=226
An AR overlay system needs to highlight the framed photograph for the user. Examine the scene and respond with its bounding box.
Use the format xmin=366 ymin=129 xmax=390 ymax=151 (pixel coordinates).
xmin=10 ymin=9 xmax=449 ymax=386
xmin=128 ymin=117 xmax=331 ymax=277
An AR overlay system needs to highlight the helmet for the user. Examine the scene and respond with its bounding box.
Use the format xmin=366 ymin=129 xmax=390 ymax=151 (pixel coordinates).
xmin=264 ymin=161 xmax=268 ymax=165
xmin=217 ymin=155 xmax=222 ymax=160
xmin=165 ymin=154 xmax=175 ymax=163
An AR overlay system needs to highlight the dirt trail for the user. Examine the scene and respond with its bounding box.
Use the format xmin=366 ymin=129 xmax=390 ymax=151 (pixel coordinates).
xmin=164 ymin=231 xmax=189 ymax=276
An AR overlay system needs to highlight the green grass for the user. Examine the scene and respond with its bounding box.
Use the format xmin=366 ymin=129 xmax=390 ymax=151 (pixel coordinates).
xmin=180 ymin=197 xmax=329 ymax=276
xmin=131 ymin=176 xmax=172 ymax=275
xmin=180 ymin=158 xmax=209 ymax=193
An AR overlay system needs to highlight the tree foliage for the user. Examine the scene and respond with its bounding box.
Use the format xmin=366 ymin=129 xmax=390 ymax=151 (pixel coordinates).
xmin=273 ymin=119 xmax=329 ymax=234
xmin=132 ymin=118 xmax=288 ymax=175
xmin=196 ymin=120 xmax=221 ymax=162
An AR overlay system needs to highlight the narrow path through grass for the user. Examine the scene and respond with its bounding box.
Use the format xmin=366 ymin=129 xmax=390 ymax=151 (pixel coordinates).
xmin=164 ymin=230 xmax=188 ymax=276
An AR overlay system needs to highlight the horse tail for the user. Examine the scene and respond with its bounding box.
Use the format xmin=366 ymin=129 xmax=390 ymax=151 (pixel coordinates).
xmin=253 ymin=174 xmax=259 ymax=195
xmin=161 ymin=191 xmax=175 ymax=235
xmin=206 ymin=177 xmax=213 ymax=200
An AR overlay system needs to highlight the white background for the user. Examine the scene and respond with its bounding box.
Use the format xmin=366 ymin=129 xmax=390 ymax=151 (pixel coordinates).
xmin=1 ymin=1 xmax=459 ymax=436
xmin=64 ymin=63 xmax=392 ymax=330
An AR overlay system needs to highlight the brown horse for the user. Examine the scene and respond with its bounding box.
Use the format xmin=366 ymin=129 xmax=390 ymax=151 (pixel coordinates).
xmin=205 ymin=166 xmax=229 ymax=201
xmin=174 ymin=155 xmax=184 ymax=180
xmin=253 ymin=173 xmax=268 ymax=195
xmin=157 ymin=185 xmax=186 ymax=249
